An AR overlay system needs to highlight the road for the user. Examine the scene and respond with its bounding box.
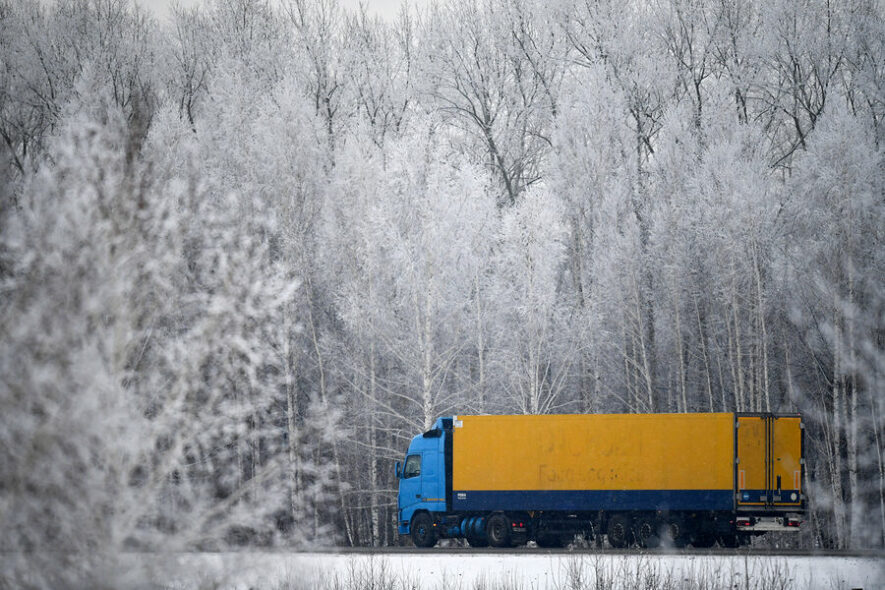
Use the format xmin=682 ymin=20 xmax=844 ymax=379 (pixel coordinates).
xmin=282 ymin=544 xmax=885 ymax=558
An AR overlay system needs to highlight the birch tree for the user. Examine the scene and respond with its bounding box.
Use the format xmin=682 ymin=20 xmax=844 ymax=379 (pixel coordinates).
xmin=784 ymin=104 xmax=884 ymax=548
xmin=489 ymin=187 xmax=578 ymax=415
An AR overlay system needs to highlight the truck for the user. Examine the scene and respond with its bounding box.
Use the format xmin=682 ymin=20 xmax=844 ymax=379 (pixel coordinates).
xmin=395 ymin=413 xmax=804 ymax=548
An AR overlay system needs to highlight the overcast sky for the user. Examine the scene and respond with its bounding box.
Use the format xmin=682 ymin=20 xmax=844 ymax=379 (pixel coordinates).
xmin=135 ymin=0 xmax=409 ymax=21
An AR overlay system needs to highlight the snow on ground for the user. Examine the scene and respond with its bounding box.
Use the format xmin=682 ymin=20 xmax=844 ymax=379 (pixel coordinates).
xmin=114 ymin=551 xmax=883 ymax=590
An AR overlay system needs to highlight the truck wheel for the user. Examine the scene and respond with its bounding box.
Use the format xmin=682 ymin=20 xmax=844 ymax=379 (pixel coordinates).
xmin=606 ymin=514 xmax=633 ymax=548
xmin=662 ymin=518 xmax=687 ymax=548
xmin=635 ymin=516 xmax=660 ymax=548
xmin=411 ymin=512 xmax=437 ymax=548
xmin=486 ymin=513 xmax=511 ymax=548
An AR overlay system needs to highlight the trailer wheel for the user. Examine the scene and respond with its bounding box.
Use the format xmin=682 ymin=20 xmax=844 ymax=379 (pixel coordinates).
xmin=635 ymin=516 xmax=660 ymax=548
xmin=662 ymin=518 xmax=687 ymax=548
xmin=411 ymin=512 xmax=437 ymax=548
xmin=486 ymin=513 xmax=511 ymax=548
xmin=606 ymin=514 xmax=633 ymax=548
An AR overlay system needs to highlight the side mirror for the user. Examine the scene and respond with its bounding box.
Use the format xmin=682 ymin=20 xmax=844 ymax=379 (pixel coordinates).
xmin=395 ymin=461 xmax=402 ymax=479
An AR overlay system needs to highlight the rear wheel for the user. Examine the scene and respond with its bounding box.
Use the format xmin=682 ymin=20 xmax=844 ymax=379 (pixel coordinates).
xmin=411 ymin=512 xmax=437 ymax=548
xmin=486 ymin=513 xmax=511 ymax=548
xmin=606 ymin=514 xmax=633 ymax=548
xmin=635 ymin=516 xmax=660 ymax=548
xmin=662 ymin=518 xmax=688 ymax=548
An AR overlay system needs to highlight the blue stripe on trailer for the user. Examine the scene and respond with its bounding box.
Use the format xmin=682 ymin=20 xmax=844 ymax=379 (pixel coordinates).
xmin=452 ymin=489 xmax=733 ymax=512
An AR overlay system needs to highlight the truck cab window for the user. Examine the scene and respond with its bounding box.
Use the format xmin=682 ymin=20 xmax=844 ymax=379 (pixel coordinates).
xmin=403 ymin=454 xmax=421 ymax=478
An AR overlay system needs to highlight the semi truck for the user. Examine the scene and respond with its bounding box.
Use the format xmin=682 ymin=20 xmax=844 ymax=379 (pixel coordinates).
xmin=395 ymin=413 xmax=804 ymax=548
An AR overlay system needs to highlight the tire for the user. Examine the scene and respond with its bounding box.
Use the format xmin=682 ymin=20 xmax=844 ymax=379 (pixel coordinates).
xmin=411 ymin=512 xmax=437 ymax=548
xmin=606 ymin=514 xmax=633 ymax=549
xmin=659 ymin=517 xmax=687 ymax=548
xmin=466 ymin=536 xmax=488 ymax=548
xmin=486 ymin=513 xmax=511 ymax=548
xmin=635 ymin=516 xmax=660 ymax=549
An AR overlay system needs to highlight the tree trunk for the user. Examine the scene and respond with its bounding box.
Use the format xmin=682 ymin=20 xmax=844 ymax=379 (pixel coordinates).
xmin=868 ymin=381 xmax=885 ymax=547
xmin=832 ymin=301 xmax=846 ymax=548
xmin=474 ymin=271 xmax=486 ymax=413
xmin=368 ymin=340 xmax=380 ymax=547
xmin=418 ymin=290 xmax=434 ymax=430
xmin=731 ymin=273 xmax=746 ymax=411
xmin=633 ymin=272 xmax=655 ymax=411
xmin=694 ymin=296 xmax=714 ymax=411
xmin=308 ymin=293 xmax=353 ymax=545
xmin=623 ymin=322 xmax=636 ymax=411
xmin=284 ymin=337 xmax=302 ymax=532
xmin=753 ymin=244 xmax=771 ymax=412
xmin=726 ymin=297 xmax=741 ymax=411
xmin=672 ymin=275 xmax=687 ymax=412
xmin=847 ymin=260 xmax=859 ymax=548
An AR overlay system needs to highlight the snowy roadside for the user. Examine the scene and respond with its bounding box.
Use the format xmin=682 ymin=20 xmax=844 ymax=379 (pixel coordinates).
xmin=95 ymin=551 xmax=885 ymax=589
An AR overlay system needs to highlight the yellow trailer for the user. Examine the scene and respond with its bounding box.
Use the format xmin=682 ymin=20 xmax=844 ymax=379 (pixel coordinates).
xmin=453 ymin=413 xmax=735 ymax=509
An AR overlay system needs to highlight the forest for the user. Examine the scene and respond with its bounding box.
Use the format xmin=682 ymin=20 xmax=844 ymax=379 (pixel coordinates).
xmin=0 ymin=0 xmax=882 ymax=581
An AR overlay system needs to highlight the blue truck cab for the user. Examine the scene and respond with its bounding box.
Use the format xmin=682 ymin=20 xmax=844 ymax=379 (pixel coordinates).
xmin=396 ymin=417 xmax=450 ymax=537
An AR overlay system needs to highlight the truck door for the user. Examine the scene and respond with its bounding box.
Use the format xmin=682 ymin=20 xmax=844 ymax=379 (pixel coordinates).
xmin=420 ymin=450 xmax=443 ymax=503
xmin=736 ymin=415 xmax=803 ymax=508
xmin=399 ymin=453 xmax=423 ymax=512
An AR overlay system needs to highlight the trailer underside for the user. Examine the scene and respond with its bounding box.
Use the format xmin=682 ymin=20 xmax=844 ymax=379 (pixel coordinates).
xmin=408 ymin=508 xmax=803 ymax=549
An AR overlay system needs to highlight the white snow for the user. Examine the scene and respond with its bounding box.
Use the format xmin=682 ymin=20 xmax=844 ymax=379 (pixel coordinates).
xmin=112 ymin=551 xmax=883 ymax=590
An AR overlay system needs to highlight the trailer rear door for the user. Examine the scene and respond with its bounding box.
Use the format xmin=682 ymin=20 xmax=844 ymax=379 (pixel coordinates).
xmin=736 ymin=416 xmax=767 ymax=506
xmin=770 ymin=416 xmax=803 ymax=507
xmin=736 ymin=415 xmax=803 ymax=509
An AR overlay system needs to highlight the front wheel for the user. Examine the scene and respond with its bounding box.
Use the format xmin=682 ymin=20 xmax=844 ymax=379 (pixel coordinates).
xmin=411 ymin=512 xmax=437 ymax=548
